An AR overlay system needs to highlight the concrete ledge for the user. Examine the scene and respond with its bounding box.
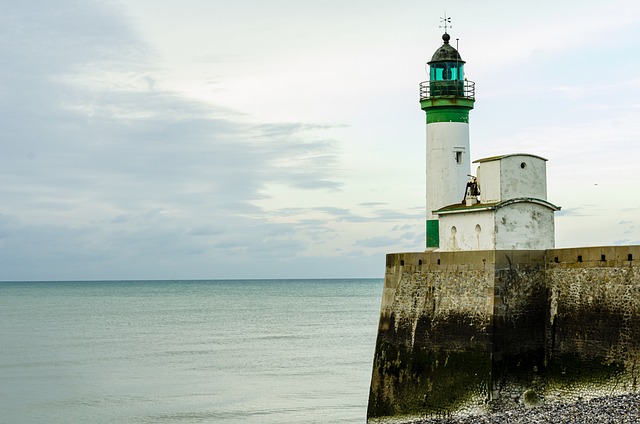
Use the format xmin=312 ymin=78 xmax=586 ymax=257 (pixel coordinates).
xmin=547 ymin=245 xmax=640 ymax=268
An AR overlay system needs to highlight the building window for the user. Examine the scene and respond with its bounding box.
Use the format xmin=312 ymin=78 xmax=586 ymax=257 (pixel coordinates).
xmin=520 ymin=162 xmax=527 ymax=169
xmin=455 ymin=151 xmax=463 ymax=164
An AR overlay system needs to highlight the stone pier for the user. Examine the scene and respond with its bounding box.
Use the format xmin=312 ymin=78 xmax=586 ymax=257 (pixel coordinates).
xmin=367 ymin=246 xmax=640 ymax=422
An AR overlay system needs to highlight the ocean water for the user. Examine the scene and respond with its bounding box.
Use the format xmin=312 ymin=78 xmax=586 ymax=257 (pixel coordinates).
xmin=0 ymin=279 xmax=382 ymax=423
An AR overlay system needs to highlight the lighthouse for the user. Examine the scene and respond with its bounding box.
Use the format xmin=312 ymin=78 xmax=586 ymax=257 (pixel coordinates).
xmin=420 ymin=31 xmax=475 ymax=249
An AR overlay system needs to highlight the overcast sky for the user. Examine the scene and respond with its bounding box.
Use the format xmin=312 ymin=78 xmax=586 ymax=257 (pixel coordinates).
xmin=2 ymin=0 xmax=639 ymax=281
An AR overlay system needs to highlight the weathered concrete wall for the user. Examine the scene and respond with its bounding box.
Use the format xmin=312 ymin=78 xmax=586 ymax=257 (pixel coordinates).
xmin=544 ymin=246 xmax=640 ymax=400
xmin=368 ymin=246 xmax=640 ymax=422
xmin=475 ymin=154 xmax=547 ymax=203
xmin=437 ymin=203 xmax=555 ymax=251
xmin=438 ymin=210 xmax=495 ymax=251
xmin=494 ymin=202 xmax=555 ymax=250
xmin=369 ymin=251 xmax=493 ymax=420
xmin=496 ymin=155 xmax=547 ymax=202
xmin=368 ymin=250 xmax=547 ymax=421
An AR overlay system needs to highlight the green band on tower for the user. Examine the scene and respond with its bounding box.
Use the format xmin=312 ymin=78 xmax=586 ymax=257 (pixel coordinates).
xmin=425 ymin=108 xmax=470 ymax=124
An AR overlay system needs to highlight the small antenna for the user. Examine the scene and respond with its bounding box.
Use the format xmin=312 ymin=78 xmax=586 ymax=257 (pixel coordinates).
xmin=439 ymin=13 xmax=452 ymax=34
xmin=456 ymin=38 xmax=460 ymax=80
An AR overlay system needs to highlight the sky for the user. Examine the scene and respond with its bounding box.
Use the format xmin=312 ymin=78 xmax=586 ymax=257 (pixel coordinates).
xmin=1 ymin=0 xmax=640 ymax=281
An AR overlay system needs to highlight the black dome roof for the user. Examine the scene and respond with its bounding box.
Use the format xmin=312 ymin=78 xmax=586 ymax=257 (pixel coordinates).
xmin=428 ymin=33 xmax=464 ymax=63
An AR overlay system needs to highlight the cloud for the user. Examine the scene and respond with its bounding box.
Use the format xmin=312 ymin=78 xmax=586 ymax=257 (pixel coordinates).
xmin=372 ymin=209 xmax=423 ymax=220
xmin=554 ymin=208 xmax=592 ymax=218
xmin=7 ymin=0 xmax=636 ymax=279
xmin=355 ymin=236 xmax=401 ymax=249
xmin=392 ymin=224 xmax=414 ymax=231
xmin=613 ymin=239 xmax=640 ymax=246
xmin=0 ymin=0 xmax=347 ymax=280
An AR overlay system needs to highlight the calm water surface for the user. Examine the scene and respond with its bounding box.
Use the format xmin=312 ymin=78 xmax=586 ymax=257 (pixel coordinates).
xmin=0 ymin=279 xmax=382 ymax=423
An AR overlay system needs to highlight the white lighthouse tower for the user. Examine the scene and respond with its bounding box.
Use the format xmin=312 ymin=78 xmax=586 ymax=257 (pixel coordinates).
xmin=420 ymin=30 xmax=475 ymax=249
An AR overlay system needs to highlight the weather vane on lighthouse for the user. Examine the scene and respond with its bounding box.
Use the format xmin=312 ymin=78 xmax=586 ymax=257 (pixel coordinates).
xmin=439 ymin=13 xmax=452 ymax=34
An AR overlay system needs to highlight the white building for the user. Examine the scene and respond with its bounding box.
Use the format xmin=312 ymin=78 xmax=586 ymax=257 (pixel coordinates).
xmin=434 ymin=154 xmax=560 ymax=251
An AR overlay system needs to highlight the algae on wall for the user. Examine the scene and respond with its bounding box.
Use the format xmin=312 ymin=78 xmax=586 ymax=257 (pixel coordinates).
xmin=368 ymin=247 xmax=640 ymax=422
xmin=369 ymin=251 xmax=499 ymax=419
xmin=545 ymin=256 xmax=640 ymax=398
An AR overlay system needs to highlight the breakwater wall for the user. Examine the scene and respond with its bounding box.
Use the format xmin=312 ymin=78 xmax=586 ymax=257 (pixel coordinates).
xmin=367 ymin=246 xmax=640 ymax=422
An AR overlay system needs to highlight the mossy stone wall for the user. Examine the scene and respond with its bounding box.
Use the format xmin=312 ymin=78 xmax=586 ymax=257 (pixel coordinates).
xmin=368 ymin=246 xmax=640 ymax=422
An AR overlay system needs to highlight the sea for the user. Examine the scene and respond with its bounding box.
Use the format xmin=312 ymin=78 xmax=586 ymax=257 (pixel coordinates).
xmin=0 ymin=279 xmax=383 ymax=424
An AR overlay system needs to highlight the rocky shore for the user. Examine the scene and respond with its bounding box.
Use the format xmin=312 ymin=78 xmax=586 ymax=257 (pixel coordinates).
xmin=408 ymin=393 xmax=640 ymax=424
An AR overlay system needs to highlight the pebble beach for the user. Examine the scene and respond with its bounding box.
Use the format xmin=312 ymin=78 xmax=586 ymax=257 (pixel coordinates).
xmin=409 ymin=394 xmax=640 ymax=424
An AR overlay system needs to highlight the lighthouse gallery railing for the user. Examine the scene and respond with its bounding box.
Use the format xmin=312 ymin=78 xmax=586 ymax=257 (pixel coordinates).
xmin=419 ymin=80 xmax=475 ymax=101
